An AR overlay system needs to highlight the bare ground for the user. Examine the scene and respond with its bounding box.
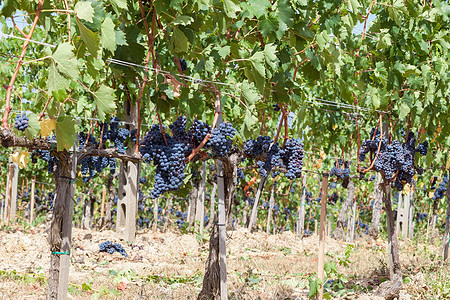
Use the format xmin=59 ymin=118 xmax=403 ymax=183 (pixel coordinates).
xmin=0 ymin=225 xmax=448 ymax=299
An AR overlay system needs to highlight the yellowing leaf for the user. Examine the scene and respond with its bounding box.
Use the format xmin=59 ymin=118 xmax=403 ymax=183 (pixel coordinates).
xmin=403 ymin=184 xmax=410 ymax=194
xmin=320 ymin=151 xmax=326 ymax=159
xmin=11 ymin=151 xmax=20 ymax=164
xmin=11 ymin=151 xmax=30 ymax=169
xmin=18 ymin=150 xmax=30 ymax=169
xmin=40 ymin=119 xmax=56 ymax=137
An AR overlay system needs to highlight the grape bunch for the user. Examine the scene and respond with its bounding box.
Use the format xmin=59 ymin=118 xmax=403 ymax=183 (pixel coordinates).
xmin=140 ymin=123 xmax=190 ymax=198
xmin=280 ymin=138 xmax=304 ymax=180
xmin=273 ymin=104 xmax=281 ymax=111
xmin=432 ymin=175 xmax=448 ymax=200
xmin=14 ymin=114 xmax=29 ymax=131
xmin=190 ymin=119 xmax=211 ymax=146
xmin=208 ymin=122 xmax=236 ymax=157
xmin=330 ymin=161 xmax=350 ymax=179
xmin=77 ymin=132 xmax=117 ymax=182
xmin=416 ymin=141 xmax=428 ymax=156
xmin=179 ymin=58 xmax=187 ymax=71
xmin=328 ymin=192 xmax=339 ymax=205
xmin=237 ymin=168 xmax=245 ymax=184
xmin=256 ymin=142 xmax=282 ymax=177
xmin=243 ymin=135 xmax=272 ymax=158
xmin=170 ymin=116 xmax=192 ymax=143
xmin=359 ymin=128 xmax=420 ymax=190
xmin=99 ymin=241 xmax=128 ymax=257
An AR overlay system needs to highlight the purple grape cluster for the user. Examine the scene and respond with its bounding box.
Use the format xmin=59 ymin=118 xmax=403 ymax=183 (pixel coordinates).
xmin=14 ymin=114 xmax=29 ymax=131
xmin=140 ymin=123 xmax=190 ymax=198
xmin=243 ymin=135 xmax=272 ymax=158
xmin=179 ymin=59 xmax=187 ymax=71
xmin=330 ymin=162 xmax=350 ymax=180
xmin=99 ymin=241 xmax=128 ymax=257
xmin=359 ymin=128 xmax=420 ymax=190
xmin=280 ymin=138 xmax=304 ymax=180
xmin=257 ymin=142 xmax=282 ymax=177
xmin=432 ymin=175 xmax=448 ymax=200
xmin=208 ymin=122 xmax=236 ymax=157
xmin=416 ymin=141 xmax=428 ymax=156
xmin=190 ymin=119 xmax=211 ymax=146
xmin=77 ymin=132 xmax=117 ymax=182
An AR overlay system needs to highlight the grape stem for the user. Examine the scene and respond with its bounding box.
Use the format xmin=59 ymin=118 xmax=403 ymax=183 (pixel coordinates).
xmin=185 ymin=84 xmax=221 ymax=163
xmin=136 ymin=1 xmax=158 ymax=152
xmin=357 ymin=114 xmax=384 ymax=174
xmin=1 ymin=0 xmax=45 ymax=129
xmin=155 ymin=107 xmax=168 ymax=147
xmin=10 ymin=16 xmax=27 ymax=38
xmin=274 ymin=114 xmax=284 ymax=144
xmin=83 ymin=108 xmax=97 ymax=150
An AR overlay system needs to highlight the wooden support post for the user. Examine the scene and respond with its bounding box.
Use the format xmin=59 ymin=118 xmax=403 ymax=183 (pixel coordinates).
xmin=5 ymin=158 xmax=19 ymax=224
xmin=100 ymin=185 xmax=106 ymax=222
xmin=217 ymin=159 xmax=228 ymax=299
xmin=297 ymin=175 xmax=307 ymax=238
xmin=346 ymin=200 xmax=356 ymax=242
xmin=318 ymin=172 xmax=328 ymax=300
xmin=30 ymin=178 xmax=36 ymax=224
xmin=266 ymin=184 xmax=275 ymax=234
xmin=199 ymin=161 xmax=206 ymax=235
xmin=205 ymin=182 xmax=217 ymax=231
xmin=314 ymin=219 xmax=318 ymax=235
xmin=47 ymin=147 xmax=77 ymax=300
xmin=116 ymin=101 xmax=140 ymax=241
xmin=441 ymin=177 xmax=450 ymax=260
xmin=248 ymin=175 xmax=268 ymax=231
xmin=327 ymin=220 xmax=331 ymax=237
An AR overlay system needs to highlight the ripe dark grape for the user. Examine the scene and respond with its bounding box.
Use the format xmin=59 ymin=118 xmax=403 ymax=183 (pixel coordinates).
xmin=179 ymin=59 xmax=187 ymax=71
xmin=280 ymin=138 xmax=304 ymax=180
xmin=433 ymin=175 xmax=448 ymax=200
xmin=416 ymin=141 xmax=428 ymax=156
xmin=99 ymin=241 xmax=128 ymax=257
xmin=208 ymin=122 xmax=236 ymax=157
xmin=359 ymin=129 xmax=421 ymax=190
xmin=140 ymin=123 xmax=190 ymax=199
xmin=273 ymin=104 xmax=281 ymax=111
xmin=243 ymin=135 xmax=272 ymax=158
xmin=14 ymin=114 xmax=29 ymax=131
xmin=190 ymin=119 xmax=211 ymax=146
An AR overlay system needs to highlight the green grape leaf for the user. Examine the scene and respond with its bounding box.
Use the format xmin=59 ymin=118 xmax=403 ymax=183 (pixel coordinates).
xmin=24 ymin=113 xmax=41 ymax=140
xmin=115 ymin=30 xmax=128 ymax=46
xmin=74 ymin=1 xmax=94 ymax=23
xmin=111 ymin=0 xmax=127 ymax=10
xmin=264 ymin=43 xmax=279 ymax=70
xmin=48 ymin=61 xmax=70 ymax=92
xmin=399 ymin=102 xmax=410 ymax=119
xmin=75 ymin=17 xmax=99 ymax=56
xmin=172 ymin=15 xmax=194 ymax=26
xmin=241 ymin=0 xmax=270 ymax=18
xmin=223 ymin=0 xmax=241 ymax=18
xmin=170 ymin=27 xmax=190 ymax=54
xmin=217 ymin=45 xmax=231 ymax=59
xmin=347 ymin=0 xmax=361 ymax=13
xmin=77 ymin=96 xmax=89 ymax=114
xmin=93 ymin=85 xmax=117 ymax=121
xmin=249 ymin=51 xmax=265 ymax=78
xmin=277 ymin=0 xmax=294 ymax=27
xmin=240 ymin=81 xmax=260 ymax=106
xmin=55 ymin=116 xmax=76 ymax=151
xmin=258 ymin=15 xmax=279 ymax=37
xmin=101 ymin=16 xmax=117 ymax=52
xmin=52 ymin=42 xmax=80 ymax=80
